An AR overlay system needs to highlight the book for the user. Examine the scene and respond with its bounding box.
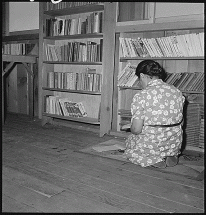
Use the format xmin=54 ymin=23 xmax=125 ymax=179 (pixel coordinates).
xmin=180 ymin=73 xmax=196 ymax=91
xmin=190 ymin=73 xmax=204 ymax=91
xmin=172 ymin=73 xmax=183 ymax=87
xmin=47 ymin=72 xmax=54 ymax=88
xmin=92 ymin=143 xmax=126 ymax=152
xmin=176 ymin=34 xmax=189 ymax=57
xmin=131 ymin=38 xmax=143 ymax=57
xmin=184 ymin=34 xmax=196 ymax=56
xmin=175 ymin=73 xmax=189 ymax=89
xmin=178 ymin=73 xmax=193 ymax=90
xmin=164 ymin=73 xmax=173 ymax=82
xmin=142 ymin=38 xmax=155 ymax=57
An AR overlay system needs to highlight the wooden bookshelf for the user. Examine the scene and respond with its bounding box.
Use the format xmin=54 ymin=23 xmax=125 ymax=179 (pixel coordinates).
xmin=39 ymin=2 xmax=113 ymax=129
xmin=112 ymin=17 xmax=204 ymax=151
xmin=2 ymin=54 xmax=38 ymax=121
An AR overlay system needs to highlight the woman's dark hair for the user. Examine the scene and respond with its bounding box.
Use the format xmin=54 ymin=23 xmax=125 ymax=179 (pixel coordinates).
xmin=135 ymin=60 xmax=166 ymax=80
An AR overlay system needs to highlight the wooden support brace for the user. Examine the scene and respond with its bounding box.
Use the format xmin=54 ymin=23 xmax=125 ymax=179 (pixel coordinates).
xmin=22 ymin=62 xmax=34 ymax=77
xmin=2 ymin=62 xmax=15 ymax=77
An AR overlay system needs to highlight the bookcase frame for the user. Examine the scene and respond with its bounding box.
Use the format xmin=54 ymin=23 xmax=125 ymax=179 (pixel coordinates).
xmin=39 ymin=2 xmax=117 ymax=131
xmin=2 ymin=34 xmax=39 ymax=122
xmin=112 ymin=19 xmax=204 ymax=152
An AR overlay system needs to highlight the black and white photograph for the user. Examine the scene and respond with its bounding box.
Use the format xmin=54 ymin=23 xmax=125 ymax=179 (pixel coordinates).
xmin=2 ymin=2 xmax=204 ymax=213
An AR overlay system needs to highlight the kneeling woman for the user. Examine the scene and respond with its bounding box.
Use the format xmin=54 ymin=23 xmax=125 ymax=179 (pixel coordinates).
xmin=123 ymin=60 xmax=185 ymax=168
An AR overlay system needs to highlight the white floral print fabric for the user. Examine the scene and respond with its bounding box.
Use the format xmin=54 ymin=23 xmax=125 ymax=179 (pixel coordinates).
xmin=124 ymin=79 xmax=185 ymax=167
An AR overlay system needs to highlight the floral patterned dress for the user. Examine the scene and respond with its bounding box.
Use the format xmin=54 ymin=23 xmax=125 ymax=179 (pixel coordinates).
xmin=124 ymin=79 xmax=185 ymax=167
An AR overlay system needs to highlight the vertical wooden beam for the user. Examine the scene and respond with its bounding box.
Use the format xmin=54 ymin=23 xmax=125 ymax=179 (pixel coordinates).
xmin=111 ymin=33 xmax=120 ymax=131
xmin=2 ymin=60 xmax=4 ymax=124
xmin=5 ymin=2 xmax=9 ymax=36
xmin=100 ymin=2 xmax=117 ymax=137
xmin=28 ymin=64 xmax=34 ymax=118
xmin=38 ymin=2 xmax=44 ymax=119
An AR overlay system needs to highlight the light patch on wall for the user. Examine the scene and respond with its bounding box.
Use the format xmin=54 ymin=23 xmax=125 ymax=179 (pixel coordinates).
xmin=155 ymin=3 xmax=204 ymax=18
xmin=9 ymin=2 xmax=39 ymax=32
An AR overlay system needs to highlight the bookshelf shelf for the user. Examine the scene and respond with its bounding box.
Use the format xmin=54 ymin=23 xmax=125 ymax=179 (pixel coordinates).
xmin=182 ymin=91 xmax=204 ymax=94
xmin=119 ymin=86 xmax=204 ymax=94
xmin=2 ymin=54 xmax=37 ymax=63
xmin=44 ymin=4 xmax=104 ymax=16
xmin=42 ymin=87 xmax=101 ymax=95
xmin=43 ymin=61 xmax=102 ymax=65
xmin=120 ymin=56 xmax=204 ymax=61
xmin=42 ymin=112 xmax=100 ymax=125
xmin=44 ymin=33 xmax=103 ymax=40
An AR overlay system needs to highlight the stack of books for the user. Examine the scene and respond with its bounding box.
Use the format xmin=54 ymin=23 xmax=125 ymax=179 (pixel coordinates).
xmin=184 ymin=103 xmax=201 ymax=147
xmin=199 ymin=118 xmax=204 ymax=149
xmin=45 ymin=2 xmax=103 ymax=11
xmin=118 ymin=109 xmax=132 ymax=130
xmin=118 ymin=63 xmax=141 ymax=88
xmin=2 ymin=43 xmax=37 ymax=55
xmin=47 ymin=70 xmax=102 ymax=92
xmin=45 ymin=95 xmax=87 ymax=117
xmin=45 ymin=12 xmax=103 ymax=36
xmin=120 ymin=32 xmax=204 ymax=58
xmin=164 ymin=72 xmax=204 ymax=92
xmin=45 ymin=39 xmax=103 ymax=62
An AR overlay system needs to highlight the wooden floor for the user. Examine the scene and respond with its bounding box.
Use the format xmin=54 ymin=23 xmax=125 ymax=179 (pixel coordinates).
xmin=2 ymin=113 xmax=204 ymax=213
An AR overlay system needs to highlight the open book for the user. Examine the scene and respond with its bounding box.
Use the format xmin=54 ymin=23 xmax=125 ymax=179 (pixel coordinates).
xmin=121 ymin=123 xmax=131 ymax=132
xmin=92 ymin=143 xmax=126 ymax=152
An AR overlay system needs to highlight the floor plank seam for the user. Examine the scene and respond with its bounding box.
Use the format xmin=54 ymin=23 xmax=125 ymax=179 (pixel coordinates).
xmin=74 ymin=150 xmax=204 ymax=189
xmin=3 ymin=158 xmax=204 ymax=211
xmin=3 ymin=161 xmax=170 ymax=213
xmin=2 ymin=193 xmax=42 ymax=212
xmin=3 ymin=147 xmax=203 ymax=190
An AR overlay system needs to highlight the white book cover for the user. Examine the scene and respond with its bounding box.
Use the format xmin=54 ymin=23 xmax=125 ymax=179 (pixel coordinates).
xmin=141 ymin=38 xmax=153 ymax=57
xmin=156 ymin=37 xmax=168 ymax=57
xmin=92 ymin=143 xmax=126 ymax=152
xmin=176 ymin=35 xmax=189 ymax=57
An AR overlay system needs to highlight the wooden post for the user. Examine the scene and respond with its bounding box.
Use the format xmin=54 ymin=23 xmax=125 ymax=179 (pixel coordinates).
xmin=38 ymin=2 xmax=44 ymax=119
xmin=100 ymin=2 xmax=118 ymax=137
xmin=2 ymin=60 xmax=4 ymax=124
xmin=111 ymin=33 xmax=120 ymax=131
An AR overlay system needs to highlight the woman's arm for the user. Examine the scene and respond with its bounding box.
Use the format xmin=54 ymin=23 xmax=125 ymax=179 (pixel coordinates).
xmin=131 ymin=118 xmax=144 ymax=135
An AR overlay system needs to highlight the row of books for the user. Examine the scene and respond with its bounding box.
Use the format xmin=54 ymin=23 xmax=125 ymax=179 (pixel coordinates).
xmin=199 ymin=118 xmax=204 ymax=148
xmin=120 ymin=32 xmax=204 ymax=58
xmin=44 ymin=95 xmax=87 ymax=117
xmin=45 ymin=40 xmax=103 ymax=62
xmin=45 ymin=2 xmax=102 ymax=11
xmin=2 ymin=43 xmax=36 ymax=55
xmin=46 ymin=71 xmax=102 ymax=92
xmin=118 ymin=63 xmax=140 ymax=88
xmin=164 ymin=72 xmax=204 ymax=92
xmin=118 ymin=63 xmax=204 ymax=92
xmin=45 ymin=12 xmax=103 ymax=36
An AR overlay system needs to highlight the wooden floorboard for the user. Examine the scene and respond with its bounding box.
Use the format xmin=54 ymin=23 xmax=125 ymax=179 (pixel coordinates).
xmin=3 ymin=149 xmax=204 ymax=212
xmin=2 ymin=194 xmax=40 ymax=213
xmin=3 ymin=177 xmax=125 ymax=213
xmin=2 ymin=113 xmax=204 ymax=213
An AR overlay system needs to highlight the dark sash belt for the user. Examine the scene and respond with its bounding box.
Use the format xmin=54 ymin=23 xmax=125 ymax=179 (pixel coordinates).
xmin=148 ymin=118 xmax=183 ymax=127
